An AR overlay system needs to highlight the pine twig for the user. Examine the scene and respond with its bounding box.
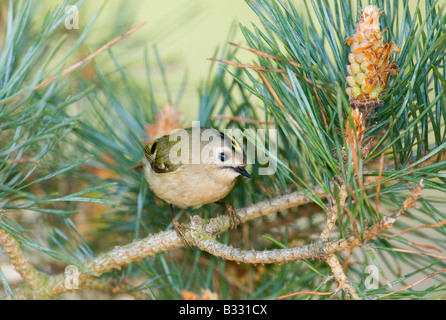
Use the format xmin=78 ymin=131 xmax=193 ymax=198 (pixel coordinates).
xmin=319 ymin=183 xmax=346 ymax=242
xmin=324 ymin=254 xmax=361 ymax=300
xmin=317 ymin=183 xmax=362 ymax=299
xmin=0 ymin=220 xmax=49 ymax=295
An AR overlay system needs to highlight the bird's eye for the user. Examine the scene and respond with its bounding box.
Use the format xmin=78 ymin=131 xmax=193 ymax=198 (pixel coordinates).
xmin=220 ymin=152 xmax=227 ymax=162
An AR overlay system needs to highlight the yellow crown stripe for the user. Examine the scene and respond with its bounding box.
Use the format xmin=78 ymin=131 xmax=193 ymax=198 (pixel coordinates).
xmin=227 ymin=134 xmax=242 ymax=153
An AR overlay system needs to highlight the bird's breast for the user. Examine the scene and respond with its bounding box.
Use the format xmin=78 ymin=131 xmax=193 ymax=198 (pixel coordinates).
xmin=143 ymin=162 xmax=237 ymax=208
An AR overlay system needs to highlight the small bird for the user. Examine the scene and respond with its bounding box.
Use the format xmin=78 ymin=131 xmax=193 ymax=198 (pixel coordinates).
xmin=139 ymin=127 xmax=251 ymax=246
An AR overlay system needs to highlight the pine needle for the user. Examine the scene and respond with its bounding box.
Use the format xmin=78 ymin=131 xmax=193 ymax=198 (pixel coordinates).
xmin=380 ymin=268 xmax=446 ymax=299
xmin=275 ymin=290 xmax=333 ymax=300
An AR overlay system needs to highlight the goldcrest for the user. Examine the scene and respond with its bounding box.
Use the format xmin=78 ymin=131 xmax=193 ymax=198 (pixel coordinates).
xmin=140 ymin=127 xmax=251 ymax=245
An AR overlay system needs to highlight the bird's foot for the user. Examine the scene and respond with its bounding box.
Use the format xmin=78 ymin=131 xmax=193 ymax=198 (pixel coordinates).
xmin=172 ymin=218 xmax=193 ymax=247
xmin=216 ymin=201 xmax=241 ymax=229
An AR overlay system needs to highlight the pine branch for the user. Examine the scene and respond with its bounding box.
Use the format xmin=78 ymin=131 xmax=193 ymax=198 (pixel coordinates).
xmin=8 ymin=185 xmax=326 ymax=298
xmin=324 ymin=254 xmax=360 ymax=300
xmin=7 ymin=181 xmax=423 ymax=299
xmin=0 ymin=221 xmax=45 ymax=288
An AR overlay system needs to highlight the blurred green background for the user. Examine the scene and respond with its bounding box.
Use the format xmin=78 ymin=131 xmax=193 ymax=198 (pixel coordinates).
xmin=36 ymin=0 xmax=259 ymax=120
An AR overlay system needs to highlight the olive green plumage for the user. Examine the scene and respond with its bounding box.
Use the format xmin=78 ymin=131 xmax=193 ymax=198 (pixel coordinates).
xmin=143 ymin=135 xmax=182 ymax=174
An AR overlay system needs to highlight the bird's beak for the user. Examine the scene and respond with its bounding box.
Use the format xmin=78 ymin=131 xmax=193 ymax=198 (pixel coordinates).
xmin=233 ymin=166 xmax=252 ymax=178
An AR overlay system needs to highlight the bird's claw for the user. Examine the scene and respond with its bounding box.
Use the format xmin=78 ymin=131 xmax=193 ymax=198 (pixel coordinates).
xmin=217 ymin=202 xmax=241 ymax=229
xmin=172 ymin=218 xmax=193 ymax=247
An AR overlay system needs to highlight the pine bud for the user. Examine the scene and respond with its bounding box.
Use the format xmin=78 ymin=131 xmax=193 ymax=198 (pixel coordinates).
xmin=344 ymin=4 xmax=400 ymax=111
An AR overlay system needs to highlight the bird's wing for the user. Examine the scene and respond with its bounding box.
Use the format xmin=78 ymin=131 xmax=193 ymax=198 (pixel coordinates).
xmin=143 ymin=136 xmax=181 ymax=174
